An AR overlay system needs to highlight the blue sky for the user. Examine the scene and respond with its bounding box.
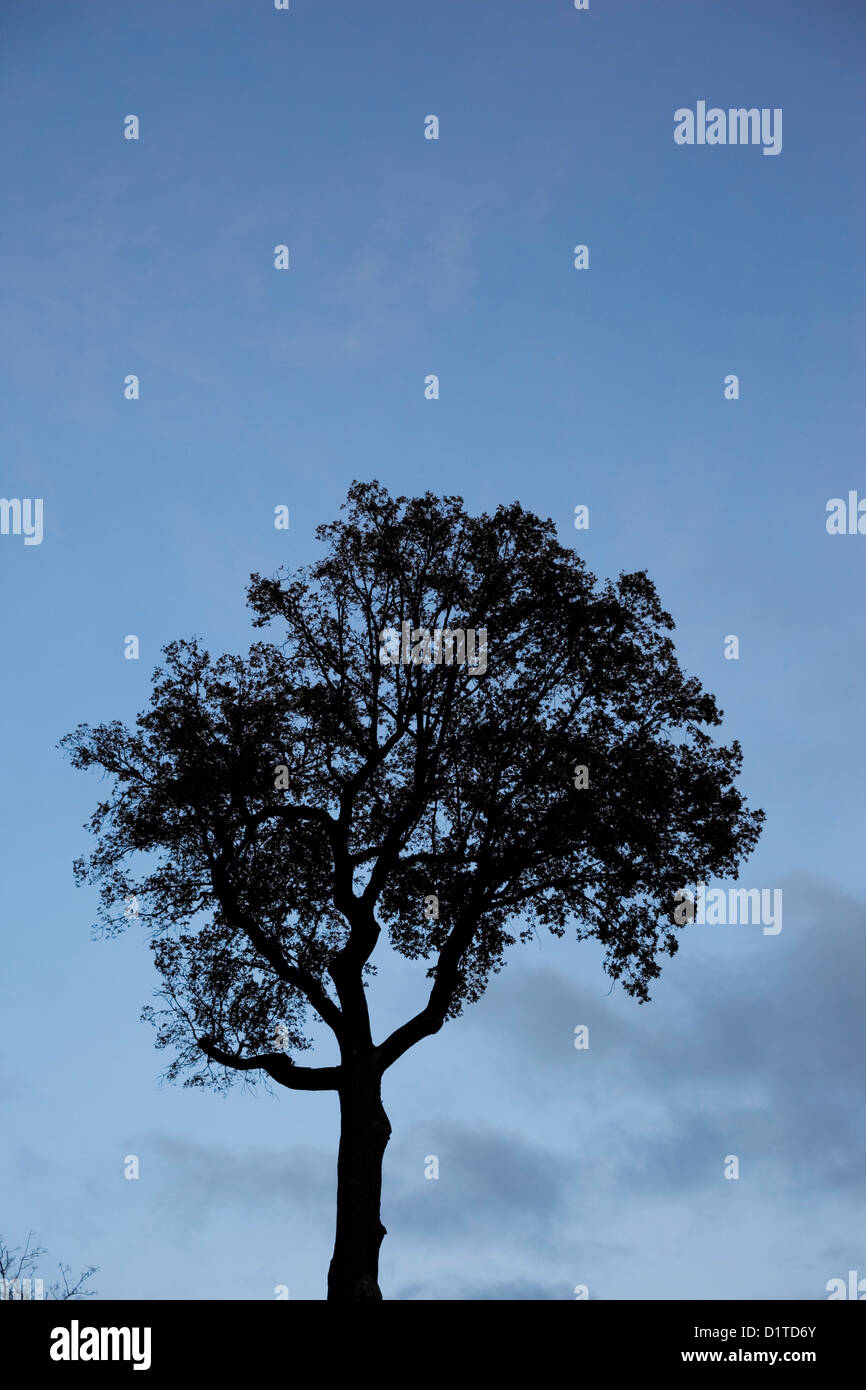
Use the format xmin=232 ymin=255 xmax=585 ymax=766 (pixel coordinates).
xmin=1 ymin=0 xmax=864 ymax=1299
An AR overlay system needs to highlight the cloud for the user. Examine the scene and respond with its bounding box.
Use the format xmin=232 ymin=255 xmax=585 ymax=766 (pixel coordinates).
xmin=69 ymin=876 xmax=864 ymax=1299
xmin=385 ymin=1119 xmax=573 ymax=1242
xmin=378 ymin=874 xmax=866 ymax=1297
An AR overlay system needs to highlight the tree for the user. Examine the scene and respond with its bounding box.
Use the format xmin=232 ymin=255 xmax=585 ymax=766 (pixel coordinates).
xmin=62 ymin=480 xmax=763 ymax=1301
xmin=0 ymin=1231 xmax=97 ymax=1300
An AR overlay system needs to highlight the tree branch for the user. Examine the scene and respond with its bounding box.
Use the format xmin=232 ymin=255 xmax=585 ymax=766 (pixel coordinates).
xmin=199 ymin=1040 xmax=342 ymax=1091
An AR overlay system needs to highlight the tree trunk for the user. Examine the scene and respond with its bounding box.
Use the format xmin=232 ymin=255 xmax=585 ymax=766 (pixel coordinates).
xmin=327 ymin=1072 xmax=391 ymax=1301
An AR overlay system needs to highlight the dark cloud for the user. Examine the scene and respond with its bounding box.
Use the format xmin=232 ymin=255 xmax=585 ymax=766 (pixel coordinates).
xmin=384 ymin=1120 xmax=573 ymax=1246
xmin=463 ymin=875 xmax=866 ymax=1196
xmin=80 ymin=877 xmax=863 ymax=1298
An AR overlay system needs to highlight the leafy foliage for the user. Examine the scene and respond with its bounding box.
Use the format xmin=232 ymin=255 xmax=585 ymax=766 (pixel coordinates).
xmin=62 ymin=481 xmax=763 ymax=1090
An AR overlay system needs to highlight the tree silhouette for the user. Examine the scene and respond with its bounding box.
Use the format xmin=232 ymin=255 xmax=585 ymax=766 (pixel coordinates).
xmin=62 ymin=480 xmax=763 ymax=1300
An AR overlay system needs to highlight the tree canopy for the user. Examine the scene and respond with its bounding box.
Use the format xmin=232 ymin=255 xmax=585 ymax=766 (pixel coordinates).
xmin=62 ymin=480 xmax=763 ymax=1097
